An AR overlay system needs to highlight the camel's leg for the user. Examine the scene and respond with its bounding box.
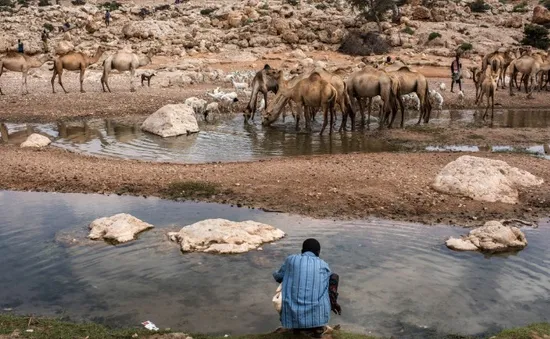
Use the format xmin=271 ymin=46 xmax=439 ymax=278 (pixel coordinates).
xmin=359 ymin=98 xmax=367 ymax=130
xmin=509 ymin=70 xmax=516 ymax=96
xmin=0 ymin=63 xmax=4 ymax=95
xmin=329 ymin=104 xmax=335 ymax=135
xmin=129 ymin=68 xmax=136 ymax=93
xmin=304 ymin=105 xmax=312 ymax=132
xmin=483 ymin=92 xmax=490 ymax=120
xmin=57 ymin=69 xmax=68 ymax=94
xmin=79 ymin=68 xmax=86 ymax=93
xmin=416 ymin=98 xmax=424 ymax=125
xmin=22 ymin=71 xmax=29 ymax=95
xmin=320 ymin=105 xmax=329 ymax=135
xmin=295 ymin=105 xmax=301 ymax=131
xmin=101 ymin=70 xmax=111 ymax=93
xmin=148 ymin=77 xmax=151 ymax=87
xmin=491 ymin=91 xmax=495 ymax=122
xmin=51 ymin=68 xmax=58 ymax=94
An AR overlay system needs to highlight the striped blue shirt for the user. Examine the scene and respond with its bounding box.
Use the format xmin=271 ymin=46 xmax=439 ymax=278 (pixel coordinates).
xmin=273 ymin=252 xmax=331 ymax=329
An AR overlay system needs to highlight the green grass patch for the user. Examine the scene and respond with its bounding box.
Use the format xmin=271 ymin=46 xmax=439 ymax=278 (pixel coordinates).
xmin=459 ymin=42 xmax=473 ymax=51
xmin=428 ymin=32 xmax=442 ymax=41
xmin=164 ymin=181 xmax=223 ymax=199
xmin=492 ymin=323 xmax=550 ymax=338
xmin=512 ymin=1 xmax=528 ymax=12
xmin=401 ymin=26 xmax=415 ymax=35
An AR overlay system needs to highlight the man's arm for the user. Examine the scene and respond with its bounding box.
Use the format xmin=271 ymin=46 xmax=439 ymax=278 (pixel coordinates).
xmin=273 ymin=257 xmax=288 ymax=283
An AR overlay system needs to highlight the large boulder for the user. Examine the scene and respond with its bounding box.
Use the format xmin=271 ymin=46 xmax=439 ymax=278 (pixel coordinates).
xmin=141 ymin=104 xmax=199 ymax=137
xmin=20 ymin=133 xmax=51 ymax=148
xmin=122 ymin=20 xmax=175 ymax=39
xmin=411 ymin=6 xmax=431 ymax=20
xmin=168 ymin=219 xmax=286 ymax=254
xmin=89 ymin=213 xmax=154 ymax=244
xmin=532 ymin=5 xmax=550 ymax=25
xmin=433 ymin=155 xmax=543 ymax=204
xmin=446 ymin=221 xmax=527 ymax=253
xmin=55 ymin=40 xmax=74 ymax=55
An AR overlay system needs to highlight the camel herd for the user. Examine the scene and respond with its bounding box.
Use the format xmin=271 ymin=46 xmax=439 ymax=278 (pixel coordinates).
xmin=1 ymin=45 xmax=550 ymax=133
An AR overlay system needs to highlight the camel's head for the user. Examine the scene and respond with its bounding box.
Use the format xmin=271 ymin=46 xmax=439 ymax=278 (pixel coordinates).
xmin=262 ymin=93 xmax=288 ymax=126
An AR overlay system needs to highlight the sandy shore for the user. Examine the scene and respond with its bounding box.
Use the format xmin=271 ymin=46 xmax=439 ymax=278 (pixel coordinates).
xmin=1 ymin=145 xmax=548 ymax=226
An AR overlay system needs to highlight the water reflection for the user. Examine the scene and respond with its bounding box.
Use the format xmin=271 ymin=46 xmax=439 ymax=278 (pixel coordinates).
xmin=0 ymin=191 xmax=549 ymax=338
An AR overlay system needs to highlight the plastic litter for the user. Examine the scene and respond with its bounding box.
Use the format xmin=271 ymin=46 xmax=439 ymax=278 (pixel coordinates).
xmin=142 ymin=321 xmax=159 ymax=331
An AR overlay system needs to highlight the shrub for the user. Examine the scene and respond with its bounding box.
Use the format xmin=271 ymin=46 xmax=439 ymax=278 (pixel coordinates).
xmin=0 ymin=0 xmax=14 ymax=6
xmin=540 ymin=0 xmax=550 ymax=10
xmin=315 ymin=3 xmax=326 ymax=10
xmin=522 ymin=24 xmax=550 ymax=50
xmin=459 ymin=42 xmax=473 ymax=51
xmin=43 ymin=22 xmax=54 ymax=31
xmin=428 ymin=32 xmax=441 ymax=41
xmin=200 ymin=7 xmax=216 ymax=15
xmin=38 ymin=0 xmax=52 ymax=6
xmin=512 ymin=1 xmax=528 ymax=12
xmin=285 ymin=0 xmax=299 ymax=5
xmin=338 ymin=30 xmax=390 ymax=56
xmin=401 ymin=26 xmax=414 ymax=35
xmin=469 ymin=0 xmax=490 ymax=12
xmin=98 ymin=1 xmax=120 ymax=11
xmin=345 ymin=0 xmax=398 ymax=32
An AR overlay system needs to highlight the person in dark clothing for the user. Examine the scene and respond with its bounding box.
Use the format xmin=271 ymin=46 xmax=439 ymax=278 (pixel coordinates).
xmin=105 ymin=10 xmax=111 ymax=26
xmin=17 ymin=39 xmax=24 ymax=53
xmin=41 ymin=30 xmax=49 ymax=53
xmin=451 ymin=54 xmax=462 ymax=93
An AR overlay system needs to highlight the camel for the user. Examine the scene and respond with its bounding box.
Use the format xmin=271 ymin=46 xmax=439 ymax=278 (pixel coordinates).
xmin=245 ymin=64 xmax=280 ymax=122
xmin=471 ymin=66 xmax=486 ymax=100
xmin=51 ymin=46 xmax=105 ymax=93
xmin=263 ymin=71 xmax=337 ymax=134
xmin=386 ymin=66 xmax=431 ymax=127
xmin=346 ymin=67 xmax=394 ymax=130
xmin=509 ymin=55 xmax=541 ymax=98
xmin=101 ymin=51 xmax=152 ymax=92
xmin=482 ymin=49 xmax=515 ymax=89
xmin=0 ymin=53 xmax=51 ymax=95
xmin=475 ymin=69 xmax=499 ymax=122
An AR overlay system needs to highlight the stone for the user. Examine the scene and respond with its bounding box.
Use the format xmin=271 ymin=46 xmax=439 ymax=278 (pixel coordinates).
xmin=122 ymin=20 xmax=174 ymax=39
xmin=532 ymin=5 xmax=550 ymax=25
xmin=431 ymin=8 xmax=446 ymax=22
xmin=168 ymin=219 xmax=286 ymax=254
xmin=504 ymin=15 xmax=523 ymax=28
xmin=290 ymin=48 xmax=306 ymax=59
xmin=20 ymin=133 xmax=51 ymax=148
xmin=433 ymin=155 xmax=543 ymax=204
xmin=184 ymin=96 xmax=207 ymax=115
xmin=55 ymin=40 xmax=74 ymax=55
xmin=89 ymin=213 xmax=154 ymax=244
xmin=446 ymin=221 xmax=527 ymax=253
xmin=411 ymin=6 xmax=431 ymax=21
xmin=141 ymin=104 xmax=199 ymax=137
xmin=282 ymin=30 xmax=299 ymax=44
xmin=227 ymin=11 xmax=243 ymax=28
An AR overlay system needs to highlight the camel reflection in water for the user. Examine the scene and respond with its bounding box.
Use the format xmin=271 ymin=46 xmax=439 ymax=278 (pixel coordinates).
xmin=0 ymin=123 xmax=35 ymax=144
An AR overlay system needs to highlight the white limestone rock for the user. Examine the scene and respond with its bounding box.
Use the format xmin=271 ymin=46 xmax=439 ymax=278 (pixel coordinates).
xmin=89 ymin=213 xmax=154 ymax=244
xmin=20 ymin=133 xmax=51 ymax=148
xmin=168 ymin=219 xmax=286 ymax=254
xmin=433 ymin=156 xmax=543 ymax=204
xmin=446 ymin=220 xmax=527 ymax=253
xmin=141 ymin=104 xmax=199 ymax=137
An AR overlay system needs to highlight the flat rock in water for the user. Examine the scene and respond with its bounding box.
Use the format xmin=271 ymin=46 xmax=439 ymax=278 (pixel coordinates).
xmin=433 ymin=155 xmax=543 ymax=204
xmin=446 ymin=220 xmax=527 ymax=253
xmin=89 ymin=213 xmax=154 ymax=244
xmin=141 ymin=104 xmax=199 ymax=137
xmin=20 ymin=133 xmax=51 ymax=148
xmin=168 ymin=219 xmax=286 ymax=254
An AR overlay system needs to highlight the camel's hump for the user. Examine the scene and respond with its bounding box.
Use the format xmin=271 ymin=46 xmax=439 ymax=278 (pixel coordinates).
xmin=397 ymin=66 xmax=414 ymax=72
xmin=309 ymin=72 xmax=322 ymax=80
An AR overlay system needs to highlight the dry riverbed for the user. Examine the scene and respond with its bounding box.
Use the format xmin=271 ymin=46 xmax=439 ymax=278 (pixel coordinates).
xmin=1 ymin=145 xmax=549 ymax=227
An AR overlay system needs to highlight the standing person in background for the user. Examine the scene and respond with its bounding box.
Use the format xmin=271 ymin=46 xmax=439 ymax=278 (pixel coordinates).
xmin=41 ymin=30 xmax=49 ymax=53
xmin=17 ymin=39 xmax=24 ymax=54
xmin=105 ymin=10 xmax=111 ymax=27
xmin=451 ymin=53 xmax=463 ymax=93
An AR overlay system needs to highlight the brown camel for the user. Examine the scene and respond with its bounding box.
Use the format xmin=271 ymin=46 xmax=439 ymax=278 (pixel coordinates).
xmin=475 ymin=69 xmax=499 ymax=122
xmin=346 ymin=67 xmax=394 ymax=130
xmin=471 ymin=66 xmax=486 ymax=100
xmin=387 ymin=66 xmax=431 ymax=127
xmin=51 ymin=46 xmax=105 ymax=93
xmin=482 ymin=49 xmax=515 ymax=89
xmin=263 ymin=71 xmax=337 ymax=134
xmin=0 ymin=53 xmax=51 ymax=95
xmin=509 ymin=55 xmax=541 ymax=98
xmin=245 ymin=64 xmax=280 ymax=121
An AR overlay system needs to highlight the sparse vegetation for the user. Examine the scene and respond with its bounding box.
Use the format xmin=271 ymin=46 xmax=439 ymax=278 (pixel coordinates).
xmin=345 ymin=0 xmax=399 ymax=31
xmin=43 ymin=22 xmax=54 ymax=31
xmin=401 ymin=26 xmax=415 ymax=35
xmin=522 ymin=24 xmax=550 ymax=50
xmin=512 ymin=1 xmax=528 ymax=12
xmin=459 ymin=42 xmax=473 ymax=51
xmin=164 ymin=181 xmax=223 ymax=199
xmin=315 ymin=3 xmax=327 ymax=10
xmin=428 ymin=32 xmax=442 ymax=41
xmin=200 ymin=7 xmax=216 ymax=15
xmin=38 ymin=0 xmax=52 ymax=6
xmin=469 ymin=0 xmax=491 ymax=12
xmin=285 ymin=0 xmax=299 ymax=5
xmin=338 ymin=30 xmax=390 ymax=56
xmin=98 ymin=0 xmax=120 ymax=11
xmin=540 ymin=0 xmax=550 ymax=10
xmin=0 ymin=0 xmax=13 ymax=7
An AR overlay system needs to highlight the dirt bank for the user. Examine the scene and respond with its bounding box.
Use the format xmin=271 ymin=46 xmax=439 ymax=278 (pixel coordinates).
xmin=1 ymin=145 xmax=548 ymax=226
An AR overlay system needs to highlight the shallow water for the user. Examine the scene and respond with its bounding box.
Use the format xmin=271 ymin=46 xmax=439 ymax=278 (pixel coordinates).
xmin=0 ymin=191 xmax=549 ymax=338
xmin=2 ymin=108 xmax=550 ymax=163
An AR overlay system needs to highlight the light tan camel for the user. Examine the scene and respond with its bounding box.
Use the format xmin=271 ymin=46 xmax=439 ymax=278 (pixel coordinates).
xmin=101 ymin=51 xmax=152 ymax=93
xmin=475 ymin=69 xmax=499 ymax=122
xmin=245 ymin=64 xmax=280 ymax=121
xmin=263 ymin=71 xmax=337 ymax=134
xmin=471 ymin=66 xmax=486 ymax=100
xmin=0 ymin=53 xmax=51 ymax=95
xmin=509 ymin=55 xmax=540 ymax=98
xmin=482 ymin=49 xmax=515 ymax=89
xmin=346 ymin=67 xmax=394 ymax=130
xmin=387 ymin=66 xmax=431 ymax=127
xmin=51 ymin=46 xmax=105 ymax=93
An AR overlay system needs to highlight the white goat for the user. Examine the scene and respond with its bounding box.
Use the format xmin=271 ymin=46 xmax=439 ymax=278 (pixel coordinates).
xmin=439 ymin=82 xmax=447 ymax=91
xmin=428 ymin=89 xmax=444 ymax=110
xmin=401 ymin=93 xmax=421 ymax=111
xmin=232 ymin=79 xmax=249 ymax=92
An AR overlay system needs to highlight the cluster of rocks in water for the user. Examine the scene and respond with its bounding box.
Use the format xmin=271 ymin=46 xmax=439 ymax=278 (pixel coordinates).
xmin=1 ymin=0 xmax=548 ymax=63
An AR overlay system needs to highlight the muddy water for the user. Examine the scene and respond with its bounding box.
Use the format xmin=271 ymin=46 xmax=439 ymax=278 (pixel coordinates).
xmin=0 ymin=191 xmax=549 ymax=338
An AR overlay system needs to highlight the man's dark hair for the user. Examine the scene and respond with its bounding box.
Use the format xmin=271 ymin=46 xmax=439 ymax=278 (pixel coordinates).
xmin=264 ymin=64 xmax=271 ymax=70
xmin=386 ymin=56 xmax=391 ymax=63
xmin=302 ymin=238 xmax=321 ymax=257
